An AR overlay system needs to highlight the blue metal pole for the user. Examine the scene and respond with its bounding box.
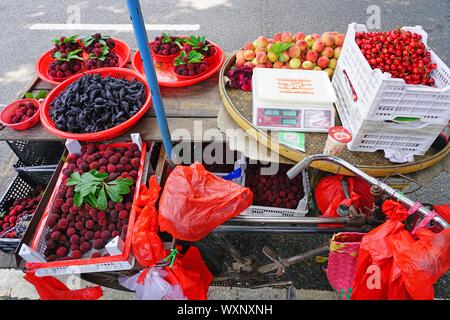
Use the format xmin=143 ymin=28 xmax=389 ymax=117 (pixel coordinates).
xmin=126 ymin=0 xmax=173 ymax=160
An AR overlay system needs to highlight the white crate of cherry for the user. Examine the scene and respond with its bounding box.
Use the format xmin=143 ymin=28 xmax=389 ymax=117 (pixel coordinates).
xmin=20 ymin=142 xmax=147 ymax=276
xmin=332 ymin=23 xmax=450 ymax=155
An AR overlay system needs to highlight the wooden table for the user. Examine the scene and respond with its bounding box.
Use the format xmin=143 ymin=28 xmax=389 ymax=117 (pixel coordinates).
xmin=0 ymin=60 xmax=225 ymax=142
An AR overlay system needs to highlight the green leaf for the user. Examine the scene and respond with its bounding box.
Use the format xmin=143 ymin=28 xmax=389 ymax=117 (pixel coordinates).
xmin=74 ymin=192 xmax=83 ymax=207
xmin=24 ymin=92 xmax=35 ymax=99
xmin=85 ymin=193 xmax=98 ymax=208
xmin=0 ymin=211 xmax=6 ymax=219
xmin=108 ymin=178 xmax=133 ymax=187
xmin=66 ymin=171 xmax=82 ymax=186
xmin=99 ymin=39 xmax=107 ymax=46
xmin=162 ymin=32 xmax=171 ymax=43
xmin=35 ymin=90 xmax=49 ymax=100
xmin=269 ymin=42 xmax=294 ymax=56
xmin=83 ymin=36 xmax=95 ymax=47
xmin=105 ymin=184 xmax=123 ymax=203
xmin=91 ymin=171 xmax=108 ymax=180
xmin=97 ymin=187 xmax=107 ymax=211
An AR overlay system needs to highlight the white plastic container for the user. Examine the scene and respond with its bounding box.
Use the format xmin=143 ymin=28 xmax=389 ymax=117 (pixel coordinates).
xmin=252 ymin=68 xmax=337 ymax=132
xmin=332 ymin=22 xmax=450 ymax=155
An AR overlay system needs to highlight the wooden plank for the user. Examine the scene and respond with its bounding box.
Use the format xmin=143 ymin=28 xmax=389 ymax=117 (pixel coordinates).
xmin=0 ymin=117 xmax=224 ymax=142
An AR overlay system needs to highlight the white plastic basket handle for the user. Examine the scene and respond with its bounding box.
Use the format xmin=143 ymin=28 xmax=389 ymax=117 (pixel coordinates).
xmin=342 ymin=69 xmax=358 ymax=102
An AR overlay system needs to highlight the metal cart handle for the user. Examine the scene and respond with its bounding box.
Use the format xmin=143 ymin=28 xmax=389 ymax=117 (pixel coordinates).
xmin=287 ymin=154 xmax=449 ymax=229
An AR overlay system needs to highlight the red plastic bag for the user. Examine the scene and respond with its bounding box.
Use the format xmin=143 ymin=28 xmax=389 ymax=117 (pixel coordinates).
xmin=159 ymin=163 xmax=253 ymax=241
xmin=352 ymin=200 xmax=450 ymax=300
xmin=24 ymin=272 xmax=103 ymax=300
xmin=132 ymin=176 xmax=165 ymax=268
xmin=315 ymin=175 xmax=373 ymax=227
xmin=164 ymin=246 xmax=213 ymax=300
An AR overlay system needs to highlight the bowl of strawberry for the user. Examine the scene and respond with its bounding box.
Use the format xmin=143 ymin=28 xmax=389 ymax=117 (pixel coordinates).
xmin=173 ymin=50 xmax=208 ymax=80
xmin=82 ymin=33 xmax=130 ymax=70
xmin=150 ymin=33 xmax=185 ymax=63
xmin=1 ymin=99 xmax=41 ymax=130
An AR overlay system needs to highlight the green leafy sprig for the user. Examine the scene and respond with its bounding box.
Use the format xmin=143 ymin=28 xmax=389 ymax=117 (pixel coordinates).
xmin=52 ymin=34 xmax=79 ymax=45
xmin=54 ymin=49 xmax=84 ymax=61
xmin=67 ymin=170 xmax=134 ymax=211
xmin=174 ymin=50 xmax=204 ymax=66
xmin=89 ymin=46 xmax=110 ymax=61
xmin=185 ymin=35 xmax=210 ymax=52
xmin=82 ymin=34 xmax=111 ymax=47
xmin=161 ymin=32 xmax=185 ymax=48
xmin=24 ymin=90 xmax=48 ymax=100
xmin=268 ymin=42 xmax=294 ymax=57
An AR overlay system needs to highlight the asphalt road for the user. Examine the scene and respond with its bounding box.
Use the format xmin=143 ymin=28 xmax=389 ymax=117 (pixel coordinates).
xmin=0 ymin=0 xmax=449 ymax=298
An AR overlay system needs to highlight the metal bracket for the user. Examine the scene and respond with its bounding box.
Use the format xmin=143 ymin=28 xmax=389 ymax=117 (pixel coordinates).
xmin=261 ymin=246 xmax=288 ymax=277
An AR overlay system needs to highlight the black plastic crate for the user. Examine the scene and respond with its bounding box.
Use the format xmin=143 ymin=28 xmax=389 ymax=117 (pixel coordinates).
xmin=0 ymin=171 xmax=53 ymax=253
xmin=15 ymin=164 xmax=57 ymax=188
xmin=8 ymin=140 xmax=65 ymax=167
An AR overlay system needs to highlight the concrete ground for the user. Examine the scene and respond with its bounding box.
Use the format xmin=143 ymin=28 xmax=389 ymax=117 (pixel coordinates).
xmin=0 ymin=0 xmax=449 ymax=300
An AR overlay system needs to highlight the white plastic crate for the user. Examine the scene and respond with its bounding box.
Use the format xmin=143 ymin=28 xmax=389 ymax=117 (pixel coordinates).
xmin=332 ymin=22 xmax=450 ymax=154
xmin=240 ymin=164 xmax=309 ymax=218
xmin=333 ymin=22 xmax=450 ymax=127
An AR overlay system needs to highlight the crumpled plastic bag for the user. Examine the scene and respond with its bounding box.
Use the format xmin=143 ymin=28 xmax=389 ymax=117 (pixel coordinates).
xmin=164 ymin=246 xmax=213 ymax=300
xmin=132 ymin=176 xmax=165 ymax=268
xmin=119 ymin=268 xmax=186 ymax=300
xmin=24 ymin=272 xmax=103 ymax=300
xmin=159 ymin=163 xmax=253 ymax=241
xmin=315 ymin=175 xmax=373 ymax=227
xmin=352 ymin=200 xmax=450 ymax=300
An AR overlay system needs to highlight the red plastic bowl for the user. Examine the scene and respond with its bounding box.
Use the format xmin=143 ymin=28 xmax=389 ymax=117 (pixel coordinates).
xmin=40 ymin=68 xmax=152 ymax=141
xmin=36 ymin=37 xmax=131 ymax=85
xmin=132 ymin=40 xmax=225 ymax=87
xmin=149 ymin=40 xmax=183 ymax=63
xmin=203 ymin=45 xmax=218 ymax=64
xmin=0 ymin=99 xmax=41 ymax=130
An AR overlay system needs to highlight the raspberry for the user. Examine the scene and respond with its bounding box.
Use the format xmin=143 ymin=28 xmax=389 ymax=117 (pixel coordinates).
xmin=56 ymin=247 xmax=68 ymax=257
xmin=114 ymin=203 xmax=124 ymax=211
xmin=120 ymin=156 xmax=129 ymax=164
xmin=80 ymin=242 xmax=91 ymax=253
xmin=75 ymin=221 xmax=84 ymax=231
xmin=47 ymin=214 xmax=58 ymax=227
xmin=61 ymin=204 xmax=70 ymax=213
xmin=85 ymin=220 xmax=95 ymax=229
xmin=99 ymin=158 xmax=108 ymax=166
xmin=99 ymin=144 xmax=107 ymax=152
xmin=131 ymin=158 xmax=140 ymax=169
xmin=89 ymin=209 xmax=98 ymax=218
xmin=70 ymin=244 xmax=80 ymax=251
xmin=97 ymin=211 xmax=106 ymax=220
xmin=71 ymin=250 xmax=82 ymax=259
xmin=86 ymin=144 xmax=97 ymax=154
xmin=89 ymin=162 xmax=99 ymax=170
xmin=85 ymin=231 xmax=94 ymax=241
xmin=129 ymin=143 xmax=139 ymax=151
xmin=124 ymin=151 xmax=133 ymax=158
xmin=80 ymin=162 xmax=90 ymax=172
xmin=112 ymin=231 xmax=119 ymax=238
xmin=59 ymin=235 xmax=68 ymax=244
xmin=94 ymin=231 xmax=102 ymax=239
xmin=70 ymin=234 xmax=80 ymax=244
xmin=279 ymin=191 xmax=286 ymax=198
xmin=101 ymin=230 xmax=111 ymax=242
xmin=124 ymin=164 xmax=133 ymax=172
xmin=119 ymin=210 xmax=129 ymax=219
xmin=98 ymin=219 xmax=107 ymax=226
xmin=46 ymin=239 xmax=56 ymax=249
xmin=133 ymin=151 xmax=141 ymax=158
xmin=125 ymin=202 xmax=132 ymax=210
xmin=93 ymin=239 xmax=105 ymax=249
xmin=51 ymin=231 xmax=62 ymax=241
xmin=108 ymin=224 xmax=116 ymax=232
xmin=109 ymin=156 xmax=119 ymax=164
xmin=58 ymin=218 xmax=69 ymax=229
xmin=288 ymin=192 xmax=294 ymax=200
xmin=46 ymin=255 xmax=57 ymax=262
xmin=91 ymin=252 xmax=102 ymax=258
xmin=66 ymin=227 xmax=76 ymax=237
xmin=66 ymin=154 xmax=78 ymax=163
xmin=130 ymin=170 xmax=138 ymax=179
xmin=116 ymin=164 xmax=124 ymax=172
xmin=108 ymin=173 xmax=119 ymax=181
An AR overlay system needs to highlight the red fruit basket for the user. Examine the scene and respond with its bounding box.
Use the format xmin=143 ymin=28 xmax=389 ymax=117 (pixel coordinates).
xmin=36 ymin=37 xmax=131 ymax=85
xmin=24 ymin=142 xmax=147 ymax=276
xmin=40 ymin=67 xmax=152 ymax=142
xmin=0 ymin=98 xmax=41 ymax=130
xmin=149 ymin=40 xmax=181 ymax=63
xmin=132 ymin=40 xmax=225 ymax=87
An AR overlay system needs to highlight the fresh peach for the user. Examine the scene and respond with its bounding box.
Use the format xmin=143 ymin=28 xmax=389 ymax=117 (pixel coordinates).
xmin=255 ymin=64 xmax=266 ymax=68
xmin=317 ymin=56 xmax=330 ymax=69
xmin=255 ymin=46 xmax=267 ymax=53
xmin=281 ymin=65 xmax=290 ymax=69
xmin=295 ymin=32 xmax=306 ymax=41
xmin=334 ymin=34 xmax=345 ymax=47
xmin=314 ymin=66 xmax=323 ymax=70
xmin=288 ymin=45 xmax=301 ymax=58
xmin=266 ymin=43 xmax=273 ymax=51
xmin=301 ymin=60 xmax=314 ymax=70
xmin=321 ymin=47 xmax=334 ymax=58
xmin=273 ymin=33 xmax=282 ymax=42
xmin=312 ymin=40 xmax=325 ymax=53
xmin=324 ymin=68 xmax=334 ymax=78
xmin=328 ymin=58 xmax=337 ymax=70
xmin=267 ymin=51 xmax=278 ymax=63
xmin=244 ymin=50 xmax=256 ymax=61
xmin=296 ymin=40 xmax=308 ymax=51
xmin=236 ymin=50 xmax=245 ymax=61
xmin=252 ymin=57 xmax=258 ymax=66
xmin=235 ymin=57 xmax=246 ymax=67
xmin=265 ymin=61 xmax=273 ymax=68
xmin=304 ymin=34 xmax=313 ymax=42
xmin=311 ymin=33 xmax=321 ymax=40
xmin=334 ymin=47 xmax=342 ymax=59
xmin=278 ymin=51 xmax=290 ymax=63
xmin=256 ymin=52 xmax=268 ymax=64
xmin=255 ymin=36 xmax=269 ymax=48
xmin=306 ymin=50 xmax=319 ymax=63
xmin=289 ymin=57 xmax=301 ymax=69
xmin=273 ymin=61 xmax=284 ymax=69
xmin=281 ymin=32 xmax=293 ymax=43
xmin=244 ymin=42 xmax=255 ymax=51
xmin=321 ymin=34 xmax=335 ymax=47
